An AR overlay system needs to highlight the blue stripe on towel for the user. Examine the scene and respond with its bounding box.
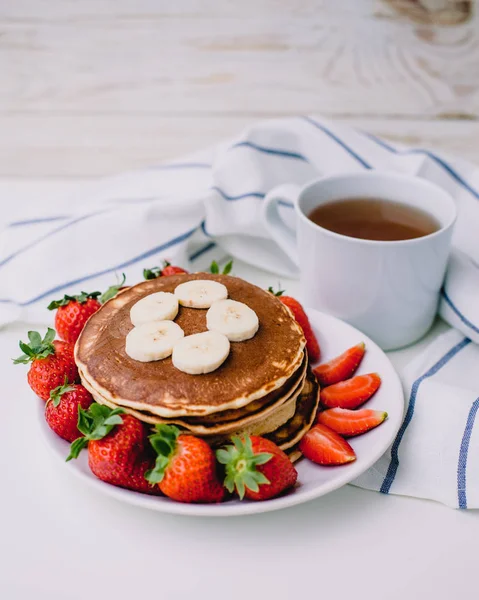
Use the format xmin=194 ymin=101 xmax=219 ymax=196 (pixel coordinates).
xmin=150 ymin=162 xmax=212 ymax=170
xmin=380 ymin=337 xmax=472 ymax=494
xmin=442 ymin=289 xmax=479 ymax=336
xmin=231 ymin=141 xmax=308 ymax=162
xmin=457 ymin=398 xmax=479 ymax=509
xmin=189 ymin=241 xmax=217 ymax=262
xmin=212 ymin=187 xmax=265 ymax=201
xmin=0 ymin=207 xmax=116 ymax=269
xmin=364 ymin=132 xmax=479 ymax=201
xmin=0 ymin=226 xmax=197 ymax=307
xmin=8 ymin=215 xmax=71 ymax=227
xmin=302 ymin=116 xmax=372 ymax=169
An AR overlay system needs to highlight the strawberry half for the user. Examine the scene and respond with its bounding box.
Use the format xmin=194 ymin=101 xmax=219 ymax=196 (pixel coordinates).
xmin=299 ymin=424 xmax=356 ymax=466
xmin=320 ymin=373 xmax=381 ymax=409
xmin=313 ymin=342 xmax=365 ymax=387
xmin=45 ymin=379 xmax=93 ymax=442
xmin=13 ymin=328 xmax=79 ymax=400
xmin=269 ymin=288 xmax=321 ymax=363
xmin=146 ymin=425 xmax=225 ymax=503
xmin=143 ymin=261 xmax=188 ymax=279
xmin=68 ymin=404 xmax=160 ymax=495
xmin=317 ymin=408 xmax=388 ymax=437
xmin=216 ymin=435 xmax=297 ymax=501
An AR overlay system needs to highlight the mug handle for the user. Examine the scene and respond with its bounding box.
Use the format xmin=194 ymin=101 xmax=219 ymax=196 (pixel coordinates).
xmin=262 ymin=183 xmax=301 ymax=267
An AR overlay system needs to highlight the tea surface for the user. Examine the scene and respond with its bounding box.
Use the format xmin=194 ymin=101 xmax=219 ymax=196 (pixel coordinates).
xmin=308 ymin=198 xmax=440 ymax=241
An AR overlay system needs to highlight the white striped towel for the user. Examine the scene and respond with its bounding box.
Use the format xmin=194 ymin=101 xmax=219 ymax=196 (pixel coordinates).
xmin=3 ymin=115 xmax=479 ymax=508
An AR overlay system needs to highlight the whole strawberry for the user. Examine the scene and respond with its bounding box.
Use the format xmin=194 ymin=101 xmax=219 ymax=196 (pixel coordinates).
xmin=14 ymin=328 xmax=79 ymax=400
xmin=45 ymin=379 xmax=93 ymax=442
xmin=47 ymin=275 xmax=126 ymax=343
xmin=48 ymin=292 xmax=101 ymax=343
xmin=269 ymin=288 xmax=320 ymax=363
xmin=216 ymin=435 xmax=297 ymax=501
xmin=68 ymin=404 xmax=160 ymax=495
xmin=143 ymin=261 xmax=188 ymax=280
xmin=146 ymin=425 xmax=225 ymax=503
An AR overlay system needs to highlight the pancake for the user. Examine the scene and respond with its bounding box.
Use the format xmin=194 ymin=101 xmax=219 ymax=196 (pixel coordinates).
xmin=79 ymin=359 xmax=307 ymax=437
xmin=285 ymin=447 xmax=302 ymax=463
xmin=266 ymin=365 xmax=320 ymax=451
xmin=76 ymin=273 xmax=305 ymax=418
xmin=79 ymin=347 xmax=306 ymax=424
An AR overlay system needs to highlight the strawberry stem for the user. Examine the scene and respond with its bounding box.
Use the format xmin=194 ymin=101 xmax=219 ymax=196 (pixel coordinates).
xmin=216 ymin=436 xmax=272 ymax=500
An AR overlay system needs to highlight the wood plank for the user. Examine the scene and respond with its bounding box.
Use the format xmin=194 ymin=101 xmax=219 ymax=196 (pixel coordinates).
xmin=0 ymin=1 xmax=478 ymax=118
xmin=1 ymin=114 xmax=477 ymax=177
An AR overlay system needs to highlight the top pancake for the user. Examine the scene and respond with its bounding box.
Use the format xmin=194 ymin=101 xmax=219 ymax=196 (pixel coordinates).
xmin=75 ymin=273 xmax=306 ymax=417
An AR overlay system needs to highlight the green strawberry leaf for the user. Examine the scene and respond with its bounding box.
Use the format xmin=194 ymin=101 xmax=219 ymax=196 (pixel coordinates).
xmin=68 ymin=403 xmax=125 ymax=459
xmin=47 ymin=292 xmax=101 ymax=310
xmin=209 ymin=259 xmax=233 ymax=275
xmin=100 ymin=273 xmax=126 ymax=304
xmin=216 ymin=435 xmax=272 ymax=500
xmin=28 ymin=331 xmax=42 ymax=347
xmin=146 ymin=424 xmax=180 ymax=485
xmin=222 ymin=260 xmax=233 ymax=275
xmin=66 ymin=437 xmax=88 ymax=462
xmin=209 ymin=260 xmax=219 ymax=274
xmin=13 ymin=328 xmax=56 ymax=364
xmin=267 ymin=286 xmax=284 ymax=297
xmin=49 ymin=376 xmax=76 ymax=408
xmin=143 ymin=267 xmax=162 ymax=280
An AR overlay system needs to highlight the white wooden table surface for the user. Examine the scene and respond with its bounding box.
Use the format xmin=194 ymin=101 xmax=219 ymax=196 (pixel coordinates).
xmin=2 ymin=2 xmax=479 ymax=600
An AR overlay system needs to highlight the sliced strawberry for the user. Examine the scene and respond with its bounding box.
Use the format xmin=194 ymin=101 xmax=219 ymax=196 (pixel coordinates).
xmin=320 ymin=373 xmax=381 ymax=409
xmin=299 ymin=424 xmax=356 ymax=466
xmin=317 ymin=408 xmax=387 ymax=437
xmin=313 ymin=342 xmax=365 ymax=387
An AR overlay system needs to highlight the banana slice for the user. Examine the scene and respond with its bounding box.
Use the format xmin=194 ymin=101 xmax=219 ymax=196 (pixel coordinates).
xmin=130 ymin=292 xmax=178 ymax=326
xmin=172 ymin=331 xmax=230 ymax=374
xmin=126 ymin=321 xmax=184 ymax=362
xmin=206 ymin=299 xmax=259 ymax=342
xmin=174 ymin=280 xmax=228 ymax=309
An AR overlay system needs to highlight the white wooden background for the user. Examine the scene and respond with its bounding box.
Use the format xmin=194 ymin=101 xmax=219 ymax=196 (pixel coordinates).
xmin=1 ymin=0 xmax=478 ymax=177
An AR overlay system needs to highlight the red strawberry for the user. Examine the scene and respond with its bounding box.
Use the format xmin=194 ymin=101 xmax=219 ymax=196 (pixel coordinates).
xmin=67 ymin=404 xmax=160 ymax=495
xmin=299 ymin=424 xmax=356 ymax=465
xmin=45 ymin=380 xmax=93 ymax=442
xmin=313 ymin=342 xmax=365 ymax=387
xmin=146 ymin=425 xmax=224 ymax=503
xmin=320 ymin=373 xmax=381 ymax=409
xmin=49 ymin=293 xmax=101 ymax=343
xmin=269 ymin=288 xmax=320 ymax=363
xmin=317 ymin=408 xmax=388 ymax=437
xmin=162 ymin=264 xmax=188 ymax=277
xmin=53 ymin=339 xmax=75 ymax=360
xmin=216 ymin=435 xmax=297 ymax=501
xmin=14 ymin=328 xmax=79 ymax=400
xmin=143 ymin=262 xmax=188 ymax=280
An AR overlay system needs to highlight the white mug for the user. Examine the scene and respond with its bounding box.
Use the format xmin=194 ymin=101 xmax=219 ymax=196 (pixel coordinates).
xmin=262 ymin=172 xmax=457 ymax=350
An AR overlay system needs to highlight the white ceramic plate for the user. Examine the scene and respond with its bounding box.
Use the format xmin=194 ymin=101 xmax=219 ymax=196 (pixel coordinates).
xmin=38 ymin=308 xmax=404 ymax=517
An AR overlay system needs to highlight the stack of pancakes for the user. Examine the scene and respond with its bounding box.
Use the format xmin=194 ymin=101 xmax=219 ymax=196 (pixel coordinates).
xmin=75 ymin=273 xmax=320 ymax=462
